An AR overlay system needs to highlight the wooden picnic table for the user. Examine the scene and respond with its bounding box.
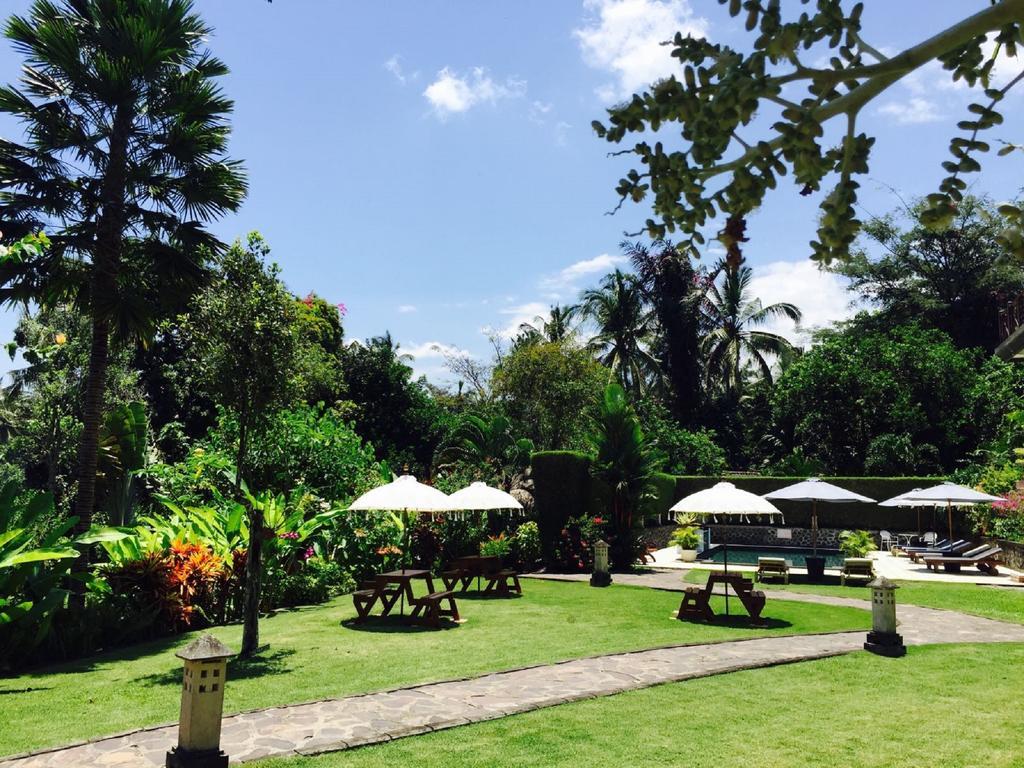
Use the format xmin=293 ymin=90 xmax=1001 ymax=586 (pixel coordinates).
xmin=676 ymin=571 xmax=767 ymax=626
xmin=352 ymin=569 xmax=460 ymax=627
xmin=442 ymin=556 xmax=522 ymax=596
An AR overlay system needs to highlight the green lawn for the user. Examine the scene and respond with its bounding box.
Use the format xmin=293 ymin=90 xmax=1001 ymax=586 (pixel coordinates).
xmin=682 ymin=568 xmax=1024 ymax=625
xmin=0 ymin=579 xmax=868 ymax=757
xmin=255 ymin=643 xmax=1024 ymax=768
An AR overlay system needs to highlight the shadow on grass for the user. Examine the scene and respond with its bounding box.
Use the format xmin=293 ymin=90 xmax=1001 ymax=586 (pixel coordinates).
xmin=136 ymin=648 xmax=297 ymax=688
xmin=0 ymin=685 xmax=53 ymax=695
xmin=678 ymin=614 xmax=795 ymax=630
xmin=450 ymin=591 xmax=523 ymax=601
xmin=340 ymin=616 xmax=462 ymax=634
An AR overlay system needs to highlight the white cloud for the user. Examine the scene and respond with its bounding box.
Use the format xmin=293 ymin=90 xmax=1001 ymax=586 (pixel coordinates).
xmin=574 ymin=0 xmax=708 ymax=102
xmin=397 ymin=304 xmax=417 ymax=314
xmin=554 ymin=120 xmax=572 ymax=146
xmin=403 ymin=341 xmax=471 ymax=360
xmin=538 ymin=253 xmax=626 ymax=298
xmin=490 ymin=301 xmax=551 ymax=339
xmin=529 ymin=100 xmax=553 ymax=123
xmin=746 ymin=259 xmax=858 ymax=346
xmin=877 ymin=96 xmax=943 ymax=125
xmin=423 ymin=67 xmax=527 ymax=117
xmin=384 ymin=55 xmax=417 ymax=85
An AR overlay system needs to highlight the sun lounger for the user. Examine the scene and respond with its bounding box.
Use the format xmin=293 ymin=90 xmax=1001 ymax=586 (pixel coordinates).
xmin=756 ymin=557 xmax=791 ymax=584
xmin=907 ymin=540 xmax=973 ymax=563
xmin=924 ymin=546 xmax=1002 ymax=574
xmin=840 ymin=557 xmax=875 ymax=586
xmin=899 ymin=538 xmax=951 ymax=555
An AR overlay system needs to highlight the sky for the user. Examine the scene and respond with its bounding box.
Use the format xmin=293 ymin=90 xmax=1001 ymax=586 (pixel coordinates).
xmin=0 ymin=0 xmax=1022 ymax=383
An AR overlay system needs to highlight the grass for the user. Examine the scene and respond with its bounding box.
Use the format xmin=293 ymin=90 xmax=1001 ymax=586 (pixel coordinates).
xmin=254 ymin=643 xmax=1024 ymax=768
xmin=682 ymin=568 xmax=1024 ymax=625
xmin=0 ymin=579 xmax=868 ymax=757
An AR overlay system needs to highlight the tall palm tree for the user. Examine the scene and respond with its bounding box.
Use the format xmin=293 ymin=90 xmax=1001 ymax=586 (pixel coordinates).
xmin=0 ymin=0 xmax=247 ymax=551
xmin=578 ymin=270 xmax=660 ymax=396
xmin=624 ymin=240 xmax=704 ymax=423
xmin=701 ymin=262 xmax=802 ymax=396
xmin=515 ymin=304 xmax=577 ymax=347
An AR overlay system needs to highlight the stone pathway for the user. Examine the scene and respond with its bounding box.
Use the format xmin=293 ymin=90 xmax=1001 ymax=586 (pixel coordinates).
xmin=5 ymin=571 xmax=1024 ymax=767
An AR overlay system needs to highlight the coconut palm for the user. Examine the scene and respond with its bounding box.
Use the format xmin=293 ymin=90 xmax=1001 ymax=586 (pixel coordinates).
xmin=436 ymin=413 xmax=534 ymax=490
xmin=515 ymin=304 xmax=577 ymax=347
xmin=0 ymin=0 xmax=247 ymax=550
xmin=701 ymin=263 xmax=802 ymax=395
xmin=578 ymin=270 xmax=660 ymax=396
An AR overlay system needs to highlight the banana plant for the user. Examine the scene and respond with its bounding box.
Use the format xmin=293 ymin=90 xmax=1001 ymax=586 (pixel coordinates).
xmin=98 ymin=401 xmax=148 ymax=526
xmin=1 ymin=492 xmax=128 ymax=665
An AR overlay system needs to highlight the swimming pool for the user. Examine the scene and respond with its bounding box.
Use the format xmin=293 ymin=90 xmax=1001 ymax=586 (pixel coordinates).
xmin=698 ymin=544 xmax=844 ymax=569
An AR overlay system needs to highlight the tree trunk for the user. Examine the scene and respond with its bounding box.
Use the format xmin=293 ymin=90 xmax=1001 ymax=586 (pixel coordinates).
xmin=237 ymin=409 xmax=262 ymax=658
xmin=69 ymin=103 xmax=132 ymax=603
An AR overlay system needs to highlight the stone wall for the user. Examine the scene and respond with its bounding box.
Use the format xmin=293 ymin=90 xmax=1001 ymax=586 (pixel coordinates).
xmin=991 ymin=539 xmax=1024 ymax=572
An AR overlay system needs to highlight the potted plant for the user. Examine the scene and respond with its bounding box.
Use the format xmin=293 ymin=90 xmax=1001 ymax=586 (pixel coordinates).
xmin=669 ymin=526 xmax=700 ymax=562
xmin=838 ymin=529 xmax=874 ymax=558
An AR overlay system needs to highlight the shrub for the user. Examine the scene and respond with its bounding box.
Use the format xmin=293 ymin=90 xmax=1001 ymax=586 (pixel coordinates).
xmin=479 ymin=533 xmax=511 ymax=558
xmin=550 ymin=515 xmax=607 ymax=572
xmin=669 ymin=526 xmax=700 ymax=550
xmin=839 ymin=530 xmax=875 ymax=558
xmin=277 ymin=560 xmax=354 ymax=607
xmin=511 ymin=521 xmax=541 ymax=569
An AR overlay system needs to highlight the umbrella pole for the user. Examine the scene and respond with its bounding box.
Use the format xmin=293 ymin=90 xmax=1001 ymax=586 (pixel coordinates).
xmin=947 ymin=500 xmax=953 ymax=542
xmin=917 ymin=507 xmax=922 ymax=537
xmin=811 ymin=500 xmax=818 ymax=555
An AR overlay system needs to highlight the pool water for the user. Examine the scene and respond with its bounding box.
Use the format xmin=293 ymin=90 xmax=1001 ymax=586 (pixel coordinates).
xmin=698 ymin=544 xmax=844 ymax=569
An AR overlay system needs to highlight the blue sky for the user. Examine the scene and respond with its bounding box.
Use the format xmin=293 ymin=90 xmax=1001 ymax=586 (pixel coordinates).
xmin=0 ymin=0 xmax=1022 ymax=383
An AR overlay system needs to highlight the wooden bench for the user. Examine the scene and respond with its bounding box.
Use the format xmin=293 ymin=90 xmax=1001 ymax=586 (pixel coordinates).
xmin=755 ymin=557 xmax=790 ymax=584
xmin=840 ymin=558 xmax=875 ymax=586
xmin=484 ymin=569 xmax=522 ymax=595
xmin=677 ymin=572 xmax=767 ymax=626
xmin=351 ymin=580 xmax=400 ymax=621
xmin=410 ymin=590 xmax=460 ymax=627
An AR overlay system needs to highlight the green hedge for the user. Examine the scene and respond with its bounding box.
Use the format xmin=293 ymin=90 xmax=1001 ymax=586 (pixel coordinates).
xmin=531 ymin=451 xmax=592 ymax=563
xmin=668 ymin=476 xmax=948 ymax=532
xmin=531 ymin=463 xmax=952 ymax=536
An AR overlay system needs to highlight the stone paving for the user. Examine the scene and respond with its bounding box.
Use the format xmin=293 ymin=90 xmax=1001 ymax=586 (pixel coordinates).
xmin=4 ymin=571 xmax=1023 ymax=768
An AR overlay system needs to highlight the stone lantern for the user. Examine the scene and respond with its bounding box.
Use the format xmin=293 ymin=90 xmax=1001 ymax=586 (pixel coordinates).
xmin=590 ymin=539 xmax=611 ymax=587
xmin=863 ymin=576 xmax=905 ymax=657
xmin=166 ymin=634 xmax=234 ymax=768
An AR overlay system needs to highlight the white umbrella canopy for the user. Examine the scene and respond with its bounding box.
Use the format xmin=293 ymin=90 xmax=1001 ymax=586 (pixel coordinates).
xmin=901 ymin=482 xmax=1005 ymax=541
xmin=447 ymin=482 xmax=524 ymax=511
xmin=347 ymin=475 xmax=453 ymax=512
xmin=763 ymin=478 xmax=875 ymax=503
xmin=671 ymin=482 xmax=783 ymax=521
xmin=878 ymin=488 xmax=944 ymax=535
xmin=670 ymin=482 xmax=783 ymax=614
xmin=763 ymin=478 xmax=874 ymax=555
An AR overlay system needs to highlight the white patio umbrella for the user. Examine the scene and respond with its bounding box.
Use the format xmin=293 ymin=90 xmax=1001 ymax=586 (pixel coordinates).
xmin=447 ymin=482 xmax=524 ymax=511
xmin=670 ymin=482 xmax=783 ymax=614
xmin=348 ymin=475 xmax=453 ymax=574
xmin=763 ymin=478 xmax=874 ymax=555
xmin=901 ymin=482 xmax=1005 ymax=542
xmin=878 ymin=488 xmax=944 ymax=536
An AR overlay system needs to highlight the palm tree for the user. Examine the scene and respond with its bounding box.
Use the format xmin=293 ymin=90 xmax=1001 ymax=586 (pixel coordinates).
xmin=515 ymin=304 xmax=577 ymax=347
xmin=578 ymin=270 xmax=660 ymax=396
xmin=624 ymin=241 xmax=704 ymax=423
xmin=436 ymin=413 xmax=534 ymax=490
xmin=0 ymin=0 xmax=247 ymax=552
xmin=590 ymin=383 xmax=662 ymax=569
xmin=701 ymin=263 xmax=802 ymax=396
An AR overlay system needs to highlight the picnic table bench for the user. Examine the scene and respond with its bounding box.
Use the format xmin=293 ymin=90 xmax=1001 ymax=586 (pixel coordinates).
xmin=351 ymin=569 xmax=461 ymax=627
xmin=442 ymin=555 xmax=522 ymax=596
xmin=676 ymin=571 xmax=767 ymax=626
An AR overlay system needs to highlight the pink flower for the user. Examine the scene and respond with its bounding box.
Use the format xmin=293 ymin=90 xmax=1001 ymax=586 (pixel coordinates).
xmin=336 ymin=302 xmax=348 ymax=316
xmin=302 ymin=546 xmax=315 ymax=560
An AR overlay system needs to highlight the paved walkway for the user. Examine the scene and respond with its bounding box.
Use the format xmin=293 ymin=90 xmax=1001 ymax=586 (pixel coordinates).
xmin=5 ymin=572 xmax=1024 ymax=767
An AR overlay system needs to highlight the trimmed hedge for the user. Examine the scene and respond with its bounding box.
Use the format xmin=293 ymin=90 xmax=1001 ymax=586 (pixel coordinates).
xmin=531 ymin=460 xmax=953 ymax=538
xmin=668 ymin=476 xmax=948 ymax=532
xmin=531 ymin=451 xmax=592 ymax=563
